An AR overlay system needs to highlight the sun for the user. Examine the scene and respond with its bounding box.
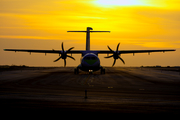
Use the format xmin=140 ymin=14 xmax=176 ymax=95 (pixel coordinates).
xmin=93 ymin=0 xmax=148 ymax=7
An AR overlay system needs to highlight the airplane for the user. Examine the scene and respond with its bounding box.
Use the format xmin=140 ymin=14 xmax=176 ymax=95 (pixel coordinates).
xmin=4 ymin=27 xmax=176 ymax=74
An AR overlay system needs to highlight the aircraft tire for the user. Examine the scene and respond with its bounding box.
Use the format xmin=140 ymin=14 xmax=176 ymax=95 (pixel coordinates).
xmin=74 ymin=69 xmax=77 ymax=74
xmin=89 ymin=71 xmax=93 ymax=75
xmin=77 ymin=68 xmax=79 ymax=74
xmin=103 ymin=68 xmax=105 ymax=74
xmin=74 ymin=68 xmax=79 ymax=74
xmin=101 ymin=68 xmax=105 ymax=74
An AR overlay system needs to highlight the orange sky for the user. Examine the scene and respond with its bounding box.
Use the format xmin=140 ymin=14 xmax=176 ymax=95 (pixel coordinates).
xmin=0 ymin=0 xmax=180 ymax=67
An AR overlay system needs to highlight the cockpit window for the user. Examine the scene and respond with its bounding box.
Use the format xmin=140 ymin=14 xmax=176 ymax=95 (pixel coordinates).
xmin=83 ymin=55 xmax=99 ymax=65
xmin=85 ymin=56 xmax=97 ymax=60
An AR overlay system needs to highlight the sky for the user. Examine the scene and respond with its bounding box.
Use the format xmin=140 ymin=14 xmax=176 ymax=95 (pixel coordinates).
xmin=0 ymin=0 xmax=180 ymax=67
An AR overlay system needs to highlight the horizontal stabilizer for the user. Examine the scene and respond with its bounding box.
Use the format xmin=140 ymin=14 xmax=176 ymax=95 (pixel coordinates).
xmin=67 ymin=31 xmax=110 ymax=32
xmin=90 ymin=31 xmax=110 ymax=32
xmin=67 ymin=27 xmax=110 ymax=51
xmin=67 ymin=31 xmax=87 ymax=32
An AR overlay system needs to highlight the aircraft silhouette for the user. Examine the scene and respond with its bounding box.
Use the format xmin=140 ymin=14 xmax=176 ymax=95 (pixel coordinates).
xmin=4 ymin=27 xmax=176 ymax=74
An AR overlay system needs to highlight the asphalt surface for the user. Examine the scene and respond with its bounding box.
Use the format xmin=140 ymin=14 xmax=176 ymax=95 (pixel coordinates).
xmin=0 ymin=67 xmax=180 ymax=115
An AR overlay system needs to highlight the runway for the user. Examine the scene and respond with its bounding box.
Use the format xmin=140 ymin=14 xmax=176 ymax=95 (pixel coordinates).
xmin=0 ymin=67 xmax=180 ymax=115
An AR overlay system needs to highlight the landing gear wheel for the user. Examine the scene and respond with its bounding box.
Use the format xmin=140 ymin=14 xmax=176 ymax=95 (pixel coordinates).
xmin=103 ymin=68 xmax=105 ymax=74
xmin=101 ymin=68 xmax=105 ymax=74
xmin=89 ymin=70 xmax=93 ymax=74
xmin=74 ymin=68 xmax=79 ymax=74
xmin=74 ymin=69 xmax=77 ymax=74
xmin=89 ymin=71 xmax=93 ymax=75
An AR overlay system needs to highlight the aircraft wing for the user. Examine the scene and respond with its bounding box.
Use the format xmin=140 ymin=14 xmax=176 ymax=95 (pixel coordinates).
xmin=4 ymin=48 xmax=176 ymax=67
xmin=4 ymin=49 xmax=175 ymax=54
xmin=98 ymin=49 xmax=176 ymax=54
xmin=4 ymin=49 xmax=83 ymax=54
xmin=97 ymin=49 xmax=176 ymax=66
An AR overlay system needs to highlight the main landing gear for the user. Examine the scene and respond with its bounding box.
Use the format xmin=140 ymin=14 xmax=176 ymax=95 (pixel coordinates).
xmin=101 ymin=67 xmax=105 ymax=74
xmin=74 ymin=67 xmax=79 ymax=74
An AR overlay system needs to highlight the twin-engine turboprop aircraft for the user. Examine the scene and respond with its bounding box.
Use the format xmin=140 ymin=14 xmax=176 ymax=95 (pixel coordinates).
xmin=4 ymin=27 xmax=176 ymax=74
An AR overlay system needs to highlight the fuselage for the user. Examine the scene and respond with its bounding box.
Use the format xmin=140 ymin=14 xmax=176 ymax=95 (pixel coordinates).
xmin=69 ymin=27 xmax=109 ymax=73
xmin=79 ymin=53 xmax=100 ymax=72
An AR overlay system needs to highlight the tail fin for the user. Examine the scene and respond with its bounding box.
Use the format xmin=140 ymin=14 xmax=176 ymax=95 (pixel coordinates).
xmin=67 ymin=27 xmax=110 ymax=51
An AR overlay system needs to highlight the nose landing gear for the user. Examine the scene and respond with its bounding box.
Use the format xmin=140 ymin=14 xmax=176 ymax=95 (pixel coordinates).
xmin=74 ymin=67 xmax=105 ymax=74
xmin=89 ymin=70 xmax=93 ymax=74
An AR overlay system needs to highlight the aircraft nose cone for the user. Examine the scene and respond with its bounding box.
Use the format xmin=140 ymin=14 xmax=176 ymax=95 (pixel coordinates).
xmin=84 ymin=59 xmax=98 ymax=65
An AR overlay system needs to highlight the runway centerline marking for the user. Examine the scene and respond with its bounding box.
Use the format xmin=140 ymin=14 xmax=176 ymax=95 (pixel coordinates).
xmin=85 ymin=74 xmax=91 ymax=85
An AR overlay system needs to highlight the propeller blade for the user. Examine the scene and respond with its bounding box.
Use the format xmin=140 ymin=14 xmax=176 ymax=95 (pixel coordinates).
xmin=104 ymin=55 xmax=113 ymax=58
xmin=116 ymin=43 xmax=120 ymax=52
xmin=54 ymin=56 xmax=62 ymax=62
xmin=67 ymin=47 xmax=74 ymax=52
xmin=118 ymin=56 xmax=125 ymax=64
xmin=67 ymin=55 xmax=75 ymax=60
xmin=64 ymin=59 xmax=66 ymax=67
xmin=61 ymin=42 xmax=64 ymax=53
xmin=112 ymin=59 xmax=116 ymax=67
xmin=107 ymin=45 xmax=114 ymax=52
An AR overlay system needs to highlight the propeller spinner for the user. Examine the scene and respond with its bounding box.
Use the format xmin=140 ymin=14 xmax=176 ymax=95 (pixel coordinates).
xmin=54 ymin=42 xmax=75 ymax=67
xmin=105 ymin=43 xmax=125 ymax=66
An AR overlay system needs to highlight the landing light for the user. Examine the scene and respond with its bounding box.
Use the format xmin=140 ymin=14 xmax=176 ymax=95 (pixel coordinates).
xmin=89 ymin=70 xmax=93 ymax=72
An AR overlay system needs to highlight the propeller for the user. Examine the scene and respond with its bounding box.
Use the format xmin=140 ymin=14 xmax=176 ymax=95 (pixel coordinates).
xmin=54 ymin=42 xmax=75 ymax=67
xmin=105 ymin=43 xmax=125 ymax=66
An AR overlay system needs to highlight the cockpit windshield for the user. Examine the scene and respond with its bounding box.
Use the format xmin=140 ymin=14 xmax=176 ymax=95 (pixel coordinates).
xmin=84 ymin=56 xmax=97 ymax=60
